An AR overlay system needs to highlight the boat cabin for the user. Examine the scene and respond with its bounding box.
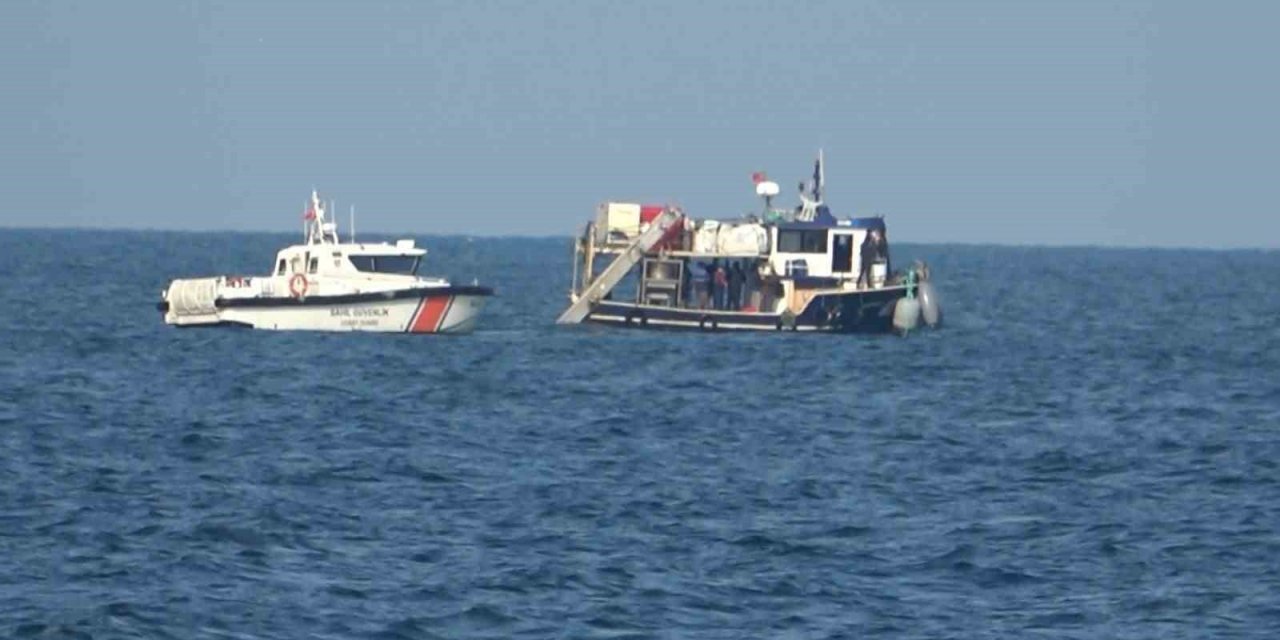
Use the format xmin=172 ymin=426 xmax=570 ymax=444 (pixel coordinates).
xmin=270 ymin=192 xmax=428 ymax=280
xmin=767 ymin=215 xmax=888 ymax=282
xmin=271 ymin=240 xmax=426 ymax=279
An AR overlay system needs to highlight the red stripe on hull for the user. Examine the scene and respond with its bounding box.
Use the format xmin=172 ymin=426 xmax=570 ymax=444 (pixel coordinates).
xmin=409 ymin=296 xmax=452 ymax=333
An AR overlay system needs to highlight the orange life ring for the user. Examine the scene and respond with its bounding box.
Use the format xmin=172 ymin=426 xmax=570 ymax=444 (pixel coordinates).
xmin=289 ymin=274 xmax=308 ymax=298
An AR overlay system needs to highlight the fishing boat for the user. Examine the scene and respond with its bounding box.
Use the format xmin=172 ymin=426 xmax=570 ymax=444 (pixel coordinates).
xmin=158 ymin=191 xmax=492 ymax=333
xmin=556 ymin=153 xmax=941 ymax=334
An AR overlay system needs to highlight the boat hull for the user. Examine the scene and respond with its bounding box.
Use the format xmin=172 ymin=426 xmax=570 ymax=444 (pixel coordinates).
xmin=583 ymin=286 xmax=908 ymax=333
xmin=161 ymin=286 xmax=491 ymax=334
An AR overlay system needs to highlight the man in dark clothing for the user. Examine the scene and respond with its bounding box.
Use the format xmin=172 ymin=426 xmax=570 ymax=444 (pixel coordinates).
xmin=727 ymin=262 xmax=743 ymax=311
xmin=705 ymin=260 xmax=720 ymax=309
xmin=878 ymin=230 xmax=891 ymax=273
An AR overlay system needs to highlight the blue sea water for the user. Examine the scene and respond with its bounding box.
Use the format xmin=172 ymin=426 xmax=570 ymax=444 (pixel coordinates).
xmin=1 ymin=229 xmax=1279 ymax=639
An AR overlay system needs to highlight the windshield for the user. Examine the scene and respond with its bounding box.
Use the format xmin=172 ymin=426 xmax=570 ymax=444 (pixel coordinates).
xmin=349 ymin=255 xmax=420 ymax=275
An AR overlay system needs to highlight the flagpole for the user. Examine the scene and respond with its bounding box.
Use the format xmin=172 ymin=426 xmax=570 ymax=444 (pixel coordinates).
xmin=818 ymin=148 xmax=824 ymax=202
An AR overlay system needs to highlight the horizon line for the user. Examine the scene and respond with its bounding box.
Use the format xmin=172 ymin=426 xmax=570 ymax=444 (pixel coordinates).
xmin=2 ymin=223 xmax=1277 ymax=253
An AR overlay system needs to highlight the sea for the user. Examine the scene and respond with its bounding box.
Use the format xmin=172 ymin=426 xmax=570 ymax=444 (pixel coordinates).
xmin=1 ymin=229 xmax=1278 ymax=639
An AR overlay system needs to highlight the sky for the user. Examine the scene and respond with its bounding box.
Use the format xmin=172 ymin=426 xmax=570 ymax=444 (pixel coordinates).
xmin=1 ymin=1 xmax=1276 ymax=247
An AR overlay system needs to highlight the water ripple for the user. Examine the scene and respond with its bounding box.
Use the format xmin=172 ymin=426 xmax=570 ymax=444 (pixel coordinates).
xmin=1 ymin=232 xmax=1278 ymax=638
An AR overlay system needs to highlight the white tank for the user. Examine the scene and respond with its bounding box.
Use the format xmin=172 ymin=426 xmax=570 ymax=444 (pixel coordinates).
xmin=871 ymin=263 xmax=887 ymax=288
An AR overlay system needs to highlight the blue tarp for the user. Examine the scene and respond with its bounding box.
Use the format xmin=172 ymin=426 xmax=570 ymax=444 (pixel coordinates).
xmin=772 ymin=213 xmax=886 ymax=231
xmin=848 ymin=217 xmax=886 ymax=230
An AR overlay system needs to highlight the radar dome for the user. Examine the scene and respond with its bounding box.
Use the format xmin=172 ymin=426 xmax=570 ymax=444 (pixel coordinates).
xmin=755 ymin=181 xmax=780 ymax=197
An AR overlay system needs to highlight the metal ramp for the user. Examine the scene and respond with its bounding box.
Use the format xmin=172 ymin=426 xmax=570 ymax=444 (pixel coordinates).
xmin=556 ymin=209 xmax=683 ymax=325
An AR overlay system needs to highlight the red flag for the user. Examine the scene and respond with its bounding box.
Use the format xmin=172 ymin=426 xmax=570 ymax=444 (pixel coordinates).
xmin=303 ymin=205 xmax=316 ymax=221
xmin=751 ymin=171 xmax=766 ymax=185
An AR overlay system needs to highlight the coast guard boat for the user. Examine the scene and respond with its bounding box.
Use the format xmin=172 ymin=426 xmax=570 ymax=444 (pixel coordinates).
xmin=557 ymin=152 xmax=941 ymax=334
xmin=158 ymin=192 xmax=492 ymax=333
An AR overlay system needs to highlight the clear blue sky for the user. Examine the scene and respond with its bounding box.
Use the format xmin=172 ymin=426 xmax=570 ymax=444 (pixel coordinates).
xmin=2 ymin=1 xmax=1276 ymax=247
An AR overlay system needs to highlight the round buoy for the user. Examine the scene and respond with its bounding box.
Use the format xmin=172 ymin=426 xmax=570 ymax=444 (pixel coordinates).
xmin=893 ymin=297 xmax=921 ymax=334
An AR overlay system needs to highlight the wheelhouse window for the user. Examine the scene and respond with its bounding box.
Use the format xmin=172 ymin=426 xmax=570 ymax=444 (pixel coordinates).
xmin=777 ymin=230 xmax=828 ymax=254
xmin=348 ymin=255 xmax=420 ymax=275
xmin=276 ymin=259 xmax=287 ymax=275
xmin=308 ymin=257 xmax=319 ymax=274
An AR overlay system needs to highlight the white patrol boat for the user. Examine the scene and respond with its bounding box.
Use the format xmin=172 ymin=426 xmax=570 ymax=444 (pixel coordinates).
xmin=158 ymin=192 xmax=492 ymax=333
xmin=556 ymin=152 xmax=941 ymax=334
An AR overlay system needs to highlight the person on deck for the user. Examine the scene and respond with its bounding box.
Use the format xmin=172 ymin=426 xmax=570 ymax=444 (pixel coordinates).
xmin=727 ymin=262 xmax=743 ymax=311
xmin=692 ymin=262 xmax=709 ymax=309
xmin=877 ymin=230 xmax=891 ymax=273
xmin=713 ymin=262 xmax=729 ymax=310
xmin=704 ymin=261 xmax=718 ymax=309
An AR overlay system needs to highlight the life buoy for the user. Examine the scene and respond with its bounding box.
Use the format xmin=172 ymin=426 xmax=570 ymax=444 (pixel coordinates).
xmin=289 ymin=274 xmax=308 ymax=298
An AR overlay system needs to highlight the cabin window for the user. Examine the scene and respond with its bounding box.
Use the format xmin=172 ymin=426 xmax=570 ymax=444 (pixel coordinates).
xmin=777 ymin=230 xmax=828 ymax=254
xmin=348 ymin=255 xmax=420 ymax=275
xmin=276 ymin=259 xmax=287 ymax=275
xmin=308 ymin=257 xmax=319 ymax=274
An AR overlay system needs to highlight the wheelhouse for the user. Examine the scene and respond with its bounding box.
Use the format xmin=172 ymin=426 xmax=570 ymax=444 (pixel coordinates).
xmin=271 ymin=240 xmax=426 ymax=278
xmin=767 ymin=216 xmax=889 ymax=282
